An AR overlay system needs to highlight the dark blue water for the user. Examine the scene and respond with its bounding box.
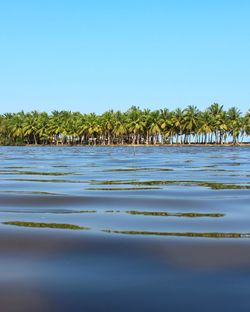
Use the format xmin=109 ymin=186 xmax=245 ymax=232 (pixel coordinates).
xmin=0 ymin=146 xmax=250 ymax=311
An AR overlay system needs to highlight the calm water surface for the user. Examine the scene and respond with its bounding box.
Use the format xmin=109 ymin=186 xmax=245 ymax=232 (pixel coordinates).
xmin=0 ymin=146 xmax=250 ymax=311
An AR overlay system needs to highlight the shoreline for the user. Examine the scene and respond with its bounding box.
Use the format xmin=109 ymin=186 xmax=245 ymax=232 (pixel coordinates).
xmin=1 ymin=143 xmax=250 ymax=147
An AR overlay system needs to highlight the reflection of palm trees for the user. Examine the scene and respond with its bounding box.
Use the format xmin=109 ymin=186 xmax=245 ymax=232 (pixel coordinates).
xmin=0 ymin=105 xmax=249 ymax=145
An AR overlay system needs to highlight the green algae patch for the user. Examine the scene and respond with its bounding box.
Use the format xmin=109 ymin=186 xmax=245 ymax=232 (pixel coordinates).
xmin=15 ymin=171 xmax=73 ymax=176
xmin=126 ymin=211 xmax=225 ymax=218
xmin=6 ymin=178 xmax=83 ymax=183
xmin=0 ymin=190 xmax=60 ymax=195
xmin=198 ymin=182 xmax=250 ymax=190
xmin=3 ymin=166 xmax=30 ymax=169
xmin=91 ymin=179 xmax=250 ymax=190
xmin=3 ymin=221 xmax=89 ymax=230
xmin=92 ymin=180 xmax=196 ymax=186
xmin=103 ymin=168 xmax=173 ymax=172
xmin=103 ymin=230 xmax=250 ymax=238
xmin=1 ymin=170 xmax=74 ymax=176
xmin=0 ymin=209 xmax=96 ymax=214
xmin=86 ymin=187 xmax=161 ymax=191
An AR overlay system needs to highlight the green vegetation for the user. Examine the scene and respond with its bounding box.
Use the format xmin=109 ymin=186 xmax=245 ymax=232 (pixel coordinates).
xmin=92 ymin=179 xmax=194 ymax=185
xmin=3 ymin=221 xmax=89 ymax=230
xmin=198 ymin=182 xmax=250 ymax=190
xmin=86 ymin=187 xmax=161 ymax=190
xmin=0 ymin=170 xmax=72 ymax=176
xmin=5 ymin=178 xmax=82 ymax=183
xmin=0 ymin=190 xmax=59 ymax=195
xmin=126 ymin=211 xmax=225 ymax=217
xmin=91 ymin=179 xmax=250 ymax=190
xmin=103 ymin=229 xmax=250 ymax=238
xmin=0 ymin=209 xmax=96 ymax=214
xmin=0 ymin=104 xmax=249 ymax=145
xmin=103 ymin=168 xmax=173 ymax=172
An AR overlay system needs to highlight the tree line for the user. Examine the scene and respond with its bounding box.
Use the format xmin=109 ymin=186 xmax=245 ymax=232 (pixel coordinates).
xmin=0 ymin=104 xmax=249 ymax=146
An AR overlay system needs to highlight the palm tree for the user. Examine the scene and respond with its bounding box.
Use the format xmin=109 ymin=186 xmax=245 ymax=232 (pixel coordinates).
xmin=36 ymin=112 xmax=50 ymax=144
xmin=207 ymin=103 xmax=226 ymax=144
xmin=84 ymin=113 xmax=102 ymax=145
xmin=160 ymin=109 xmax=174 ymax=144
xmin=149 ymin=110 xmax=161 ymax=144
xmin=141 ymin=109 xmax=152 ymax=144
xmin=183 ymin=105 xmax=200 ymax=144
xmin=0 ymin=114 xmax=12 ymax=145
xmin=227 ymin=107 xmax=242 ymax=144
xmin=127 ymin=106 xmax=145 ymax=144
xmin=23 ymin=111 xmax=39 ymax=144
xmin=171 ymin=108 xmax=184 ymax=144
xmin=9 ymin=112 xmax=25 ymax=144
xmin=198 ymin=111 xmax=213 ymax=144
xmin=102 ymin=110 xmax=116 ymax=145
xmin=48 ymin=111 xmax=65 ymax=144
xmin=0 ymin=106 xmax=249 ymax=146
xmin=244 ymin=110 xmax=250 ymax=137
xmin=113 ymin=111 xmax=127 ymax=144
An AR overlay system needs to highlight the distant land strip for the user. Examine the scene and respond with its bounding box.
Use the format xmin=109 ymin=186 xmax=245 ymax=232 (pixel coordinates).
xmin=1 ymin=104 xmax=249 ymax=146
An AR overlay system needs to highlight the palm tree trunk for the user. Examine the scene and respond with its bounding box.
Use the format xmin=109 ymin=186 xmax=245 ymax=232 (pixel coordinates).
xmin=107 ymin=132 xmax=111 ymax=145
xmin=153 ymin=135 xmax=157 ymax=145
xmin=146 ymin=131 xmax=149 ymax=145
xmin=132 ymin=134 xmax=136 ymax=144
xmin=137 ymin=134 xmax=140 ymax=145
xmin=33 ymin=133 xmax=37 ymax=145
xmin=180 ymin=130 xmax=183 ymax=144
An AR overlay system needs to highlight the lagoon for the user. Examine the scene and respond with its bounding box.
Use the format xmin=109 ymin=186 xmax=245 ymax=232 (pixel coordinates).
xmin=0 ymin=146 xmax=250 ymax=311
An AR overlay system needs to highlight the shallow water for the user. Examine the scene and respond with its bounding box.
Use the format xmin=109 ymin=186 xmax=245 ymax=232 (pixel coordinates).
xmin=0 ymin=146 xmax=250 ymax=311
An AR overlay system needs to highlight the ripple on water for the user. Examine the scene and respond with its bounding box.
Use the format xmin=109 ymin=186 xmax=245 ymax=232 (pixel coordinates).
xmin=0 ymin=146 xmax=250 ymax=311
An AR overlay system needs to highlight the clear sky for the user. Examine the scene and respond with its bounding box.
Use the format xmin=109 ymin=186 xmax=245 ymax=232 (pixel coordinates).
xmin=0 ymin=0 xmax=249 ymax=114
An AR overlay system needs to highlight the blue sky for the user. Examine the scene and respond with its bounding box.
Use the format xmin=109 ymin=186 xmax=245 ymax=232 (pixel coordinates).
xmin=0 ymin=0 xmax=249 ymax=114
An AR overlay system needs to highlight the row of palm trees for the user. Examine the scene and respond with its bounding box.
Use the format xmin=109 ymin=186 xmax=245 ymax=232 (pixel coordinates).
xmin=0 ymin=104 xmax=249 ymax=145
